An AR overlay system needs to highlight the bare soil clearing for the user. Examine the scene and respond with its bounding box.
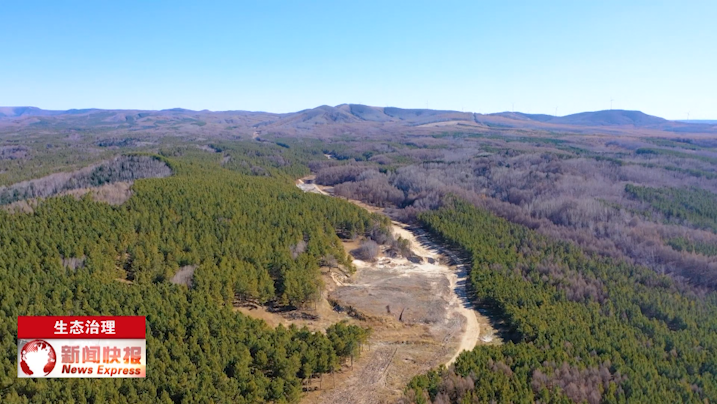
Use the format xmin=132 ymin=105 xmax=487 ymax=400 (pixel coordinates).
xmin=291 ymin=179 xmax=502 ymax=403
xmin=296 ymin=176 xmax=329 ymax=195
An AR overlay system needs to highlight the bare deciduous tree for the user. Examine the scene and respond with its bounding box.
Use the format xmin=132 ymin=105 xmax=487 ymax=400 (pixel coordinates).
xmin=351 ymin=240 xmax=379 ymax=261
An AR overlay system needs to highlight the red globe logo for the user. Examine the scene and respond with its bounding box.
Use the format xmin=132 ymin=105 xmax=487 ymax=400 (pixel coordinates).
xmin=20 ymin=339 xmax=56 ymax=376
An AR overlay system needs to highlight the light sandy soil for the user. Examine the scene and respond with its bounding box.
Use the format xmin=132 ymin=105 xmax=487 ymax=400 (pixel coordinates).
xmin=233 ymin=272 xmax=355 ymax=333
xmin=388 ymin=223 xmax=481 ymax=365
xmin=290 ymin=179 xmax=502 ymax=404
xmin=296 ymin=176 xmax=330 ymax=195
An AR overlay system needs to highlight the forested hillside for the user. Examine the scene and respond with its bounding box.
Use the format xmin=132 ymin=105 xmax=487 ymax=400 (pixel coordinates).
xmin=0 ymin=156 xmax=382 ymax=403
xmin=405 ymin=198 xmax=717 ymax=403
xmin=3 ymin=113 xmax=717 ymax=403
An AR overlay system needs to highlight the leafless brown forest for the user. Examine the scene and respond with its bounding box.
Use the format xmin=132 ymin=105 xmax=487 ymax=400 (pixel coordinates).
xmin=311 ymin=130 xmax=717 ymax=292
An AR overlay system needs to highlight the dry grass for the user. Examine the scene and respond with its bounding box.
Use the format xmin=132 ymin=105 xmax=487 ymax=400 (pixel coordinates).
xmin=235 ymin=267 xmax=357 ymax=333
xmin=63 ymin=181 xmax=133 ymax=205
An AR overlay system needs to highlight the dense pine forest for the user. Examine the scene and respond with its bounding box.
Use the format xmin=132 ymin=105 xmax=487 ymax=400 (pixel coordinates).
xmin=625 ymin=184 xmax=717 ymax=233
xmin=0 ymin=151 xmax=380 ymax=403
xmin=406 ymin=199 xmax=717 ymax=403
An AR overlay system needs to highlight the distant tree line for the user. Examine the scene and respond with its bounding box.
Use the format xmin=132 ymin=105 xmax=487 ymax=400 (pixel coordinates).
xmin=0 ymin=155 xmax=171 ymax=205
xmin=311 ymin=147 xmax=717 ymax=290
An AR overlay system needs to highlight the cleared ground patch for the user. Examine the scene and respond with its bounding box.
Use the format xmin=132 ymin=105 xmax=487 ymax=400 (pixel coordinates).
xmin=293 ymin=180 xmax=502 ymax=404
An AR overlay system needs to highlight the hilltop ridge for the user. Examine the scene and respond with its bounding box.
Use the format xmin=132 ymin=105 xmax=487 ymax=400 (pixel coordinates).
xmin=1 ymin=104 xmax=715 ymax=136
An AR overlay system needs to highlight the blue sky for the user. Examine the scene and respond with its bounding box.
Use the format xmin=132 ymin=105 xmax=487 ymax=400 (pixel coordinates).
xmin=1 ymin=1 xmax=715 ymax=119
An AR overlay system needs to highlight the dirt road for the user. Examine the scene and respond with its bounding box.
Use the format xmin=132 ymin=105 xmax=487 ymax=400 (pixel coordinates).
xmin=296 ymin=177 xmax=330 ymax=195
xmin=295 ymin=178 xmax=501 ymax=403
xmin=390 ymin=224 xmax=480 ymax=365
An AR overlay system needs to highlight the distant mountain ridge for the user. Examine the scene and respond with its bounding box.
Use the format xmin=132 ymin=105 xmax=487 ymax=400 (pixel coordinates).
xmin=489 ymin=110 xmax=669 ymax=127
xmin=678 ymin=120 xmax=717 ymax=125
xmin=0 ymin=106 xmax=97 ymax=118
xmin=0 ymin=104 xmax=715 ymax=135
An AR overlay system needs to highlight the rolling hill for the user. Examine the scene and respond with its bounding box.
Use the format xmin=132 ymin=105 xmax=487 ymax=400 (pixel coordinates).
xmin=1 ymin=104 xmax=715 ymax=137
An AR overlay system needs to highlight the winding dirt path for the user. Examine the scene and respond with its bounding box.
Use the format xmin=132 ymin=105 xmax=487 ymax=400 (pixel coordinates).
xmin=391 ymin=224 xmax=480 ymax=365
xmin=296 ymin=178 xmax=500 ymax=403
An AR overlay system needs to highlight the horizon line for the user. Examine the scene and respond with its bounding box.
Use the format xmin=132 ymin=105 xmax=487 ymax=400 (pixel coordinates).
xmin=3 ymin=104 xmax=712 ymax=121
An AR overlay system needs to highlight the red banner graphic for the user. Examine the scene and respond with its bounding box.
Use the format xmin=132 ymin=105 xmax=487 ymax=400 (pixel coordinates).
xmin=18 ymin=316 xmax=146 ymax=339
